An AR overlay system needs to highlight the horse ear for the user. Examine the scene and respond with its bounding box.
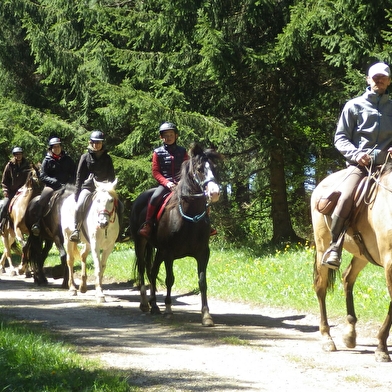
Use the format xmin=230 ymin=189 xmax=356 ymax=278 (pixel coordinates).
xmin=189 ymin=142 xmax=204 ymax=157
xmin=93 ymin=178 xmax=98 ymax=188
xmin=112 ymin=178 xmax=118 ymax=188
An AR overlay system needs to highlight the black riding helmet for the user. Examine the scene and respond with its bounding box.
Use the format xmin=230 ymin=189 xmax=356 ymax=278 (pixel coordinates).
xmin=90 ymin=130 xmax=105 ymax=141
xmin=159 ymin=122 xmax=178 ymax=134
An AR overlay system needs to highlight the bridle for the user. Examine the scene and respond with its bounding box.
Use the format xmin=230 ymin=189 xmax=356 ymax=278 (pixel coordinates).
xmin=178 ymin=159 xmax=218 ymax=223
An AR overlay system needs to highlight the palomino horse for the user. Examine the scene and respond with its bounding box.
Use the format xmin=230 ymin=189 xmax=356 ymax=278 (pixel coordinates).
xmin=0 ymin=164 xmax=41 ymax=275
xmin=312 ymin=162 xmax=392 ymax=362
xmin=22 ymin=185 xmax=74 ymax=287
xmin=61 ymin=179 xmax=119 ymax=303
xmin=130 ymin=143 xmax=221 ymax=326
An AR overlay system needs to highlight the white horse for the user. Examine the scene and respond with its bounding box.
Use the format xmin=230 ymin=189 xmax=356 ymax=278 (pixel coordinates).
xmin=61 ymin=179 xmax=119 ymax=303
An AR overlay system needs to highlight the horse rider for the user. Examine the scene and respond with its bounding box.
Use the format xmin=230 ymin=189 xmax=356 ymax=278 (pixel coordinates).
xmin=323 ymin=62 xmax=392 ymax=270
xmin=0 ymin=147 xmax=31 ymax=234
xmin=31 ymin=137 xmax=76 ymax=236
xmin=139 ymin=122 xmax=189 ymax=239
xmin=69 ymin=130 xmax=124 ymax=242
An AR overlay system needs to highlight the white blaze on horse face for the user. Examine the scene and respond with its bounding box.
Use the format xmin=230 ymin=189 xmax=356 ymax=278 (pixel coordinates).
xmin=96 ymin=193 xmax=115 ymax=229
xmin=206 ymin=181 xmax=220 ymax=203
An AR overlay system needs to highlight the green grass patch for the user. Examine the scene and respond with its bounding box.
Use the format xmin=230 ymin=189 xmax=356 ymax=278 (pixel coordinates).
xmin=0 ymin=320 xmax=133 ymax=392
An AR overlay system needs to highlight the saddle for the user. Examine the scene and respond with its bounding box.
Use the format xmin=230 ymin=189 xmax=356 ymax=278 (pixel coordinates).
xmin=320 ymin=168 xmax=381 ymax=266
xmin=156 ymin=192 xmax=173 ymax=221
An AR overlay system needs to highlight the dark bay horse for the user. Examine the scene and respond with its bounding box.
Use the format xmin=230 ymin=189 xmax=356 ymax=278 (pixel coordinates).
xmin=22 ymin=185 xmax=75 ymax=288
xmin=312 ymin=163 xmax=392 ymax=362
xmin=130 ymin=143 xmax=221 ymax=326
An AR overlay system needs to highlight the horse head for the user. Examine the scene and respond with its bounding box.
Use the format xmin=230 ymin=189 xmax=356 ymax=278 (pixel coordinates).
xmin=186 ymin=143 xmax=221 ymax=204
xmin=92 ymin=179 xmax=118 ymax=229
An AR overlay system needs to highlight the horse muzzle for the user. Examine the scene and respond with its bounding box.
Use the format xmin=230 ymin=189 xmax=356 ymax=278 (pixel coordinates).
xmin=206 ymin=182 xmax=220 ymax=203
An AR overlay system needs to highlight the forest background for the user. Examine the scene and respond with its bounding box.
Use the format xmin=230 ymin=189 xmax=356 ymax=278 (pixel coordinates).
xmin=1 ymin=0 xmax=391 ymax=247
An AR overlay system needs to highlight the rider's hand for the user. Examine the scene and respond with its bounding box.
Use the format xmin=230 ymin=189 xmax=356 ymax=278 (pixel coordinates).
xmin=166 ymin=181 xmax=175 ymax=190
xmin=356 ymin=152 xmax=371 ymax=166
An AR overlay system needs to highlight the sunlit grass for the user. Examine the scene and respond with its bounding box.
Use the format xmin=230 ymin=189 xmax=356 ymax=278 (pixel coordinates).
xmin=0 ymin=321 xmax=132 ymax=392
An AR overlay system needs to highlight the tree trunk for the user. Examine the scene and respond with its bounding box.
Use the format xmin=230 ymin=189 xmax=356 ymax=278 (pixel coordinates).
xmin=269 ymin=127 xmax=300 ymax=244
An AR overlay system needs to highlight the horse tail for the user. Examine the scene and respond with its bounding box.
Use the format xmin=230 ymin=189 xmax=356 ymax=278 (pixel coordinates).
xmin=313 ymin=253 xmax=337 ymax=292
xmin=133 ymin=238 xmax=155 ymax=286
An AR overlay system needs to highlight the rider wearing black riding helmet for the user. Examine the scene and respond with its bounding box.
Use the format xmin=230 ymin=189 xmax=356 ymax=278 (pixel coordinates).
xmin=0 ymin=147 xmax=30 ymax=234
xmin=70 ymin=130 xmax=124 ymax=242
xmin=31 ymin=137 xmax=76 ymax=236
xmin=139 ymin=122 xmax=189 ymax=239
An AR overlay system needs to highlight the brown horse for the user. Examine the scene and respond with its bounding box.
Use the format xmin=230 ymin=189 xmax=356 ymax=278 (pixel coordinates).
xmin=0 ymin=164 xmax=41 ymax=275
xmin=130 ymin=143 xmax=221 ymax=326
xmin=312 ymin=163 xmax=392 ymax=362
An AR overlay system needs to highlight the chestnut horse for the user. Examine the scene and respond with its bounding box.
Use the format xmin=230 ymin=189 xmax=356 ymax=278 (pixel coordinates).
xmin=0 ymin=164 xmax=41 ymax=275
xmin=130 ymin=143 xmax=221 ymax=326
xmin=61 ymin=179 xmax=120 ymax=303
xmin=312 ymin=163 xmax=392 ymax=362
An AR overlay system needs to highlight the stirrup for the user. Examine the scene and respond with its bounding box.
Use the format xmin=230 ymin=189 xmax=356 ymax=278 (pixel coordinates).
xmin=69 ymin=230 xmax=80 ymax=242
xmin=322 ymin=246 xmax=341 ymax=270
xmin=31 ymin=224 xmax=40 ymax=237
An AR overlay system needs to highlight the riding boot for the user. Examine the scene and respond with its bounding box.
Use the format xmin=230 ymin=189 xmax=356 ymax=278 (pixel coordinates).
xmin=322 ymin=215 xmax=347 ymax=270
xmin=69 ymin=207 xmax=84 ymax=242
xmin=139 ymin=202 xmax=156 ymax=239
xmin=31 ymin=204 xmax=44 ymax=236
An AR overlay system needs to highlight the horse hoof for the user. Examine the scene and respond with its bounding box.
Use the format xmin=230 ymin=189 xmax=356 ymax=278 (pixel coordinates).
xmin=202 ymin=316 xmax=214 ymax=327
xmin=69 ymin=289 xmax=77 ymax=297
xmin=150 ymin=306 xmax=161 ymax=316
xmin=10 ymin=270 xmax=17 ymax=277
xmin=139 ymin=304 xmax=150 ymax=313
xmin=96 ymin=296 xmax=106 ymax=304
xmin=322 ymin=338 xmax=337 ymax=352
xmin=375 ymin=351 xmax=391 ymax=362
xmin=343 ymin=335 xmax=356 ymax=349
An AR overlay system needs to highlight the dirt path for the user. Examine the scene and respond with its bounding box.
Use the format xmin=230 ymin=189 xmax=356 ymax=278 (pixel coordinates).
xmin=1 ymin=270 xmax=392 ymax=392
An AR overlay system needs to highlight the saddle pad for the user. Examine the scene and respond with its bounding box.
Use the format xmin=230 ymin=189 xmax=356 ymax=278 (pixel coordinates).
xmin=157 ymin=193 xmax=173 ymax=221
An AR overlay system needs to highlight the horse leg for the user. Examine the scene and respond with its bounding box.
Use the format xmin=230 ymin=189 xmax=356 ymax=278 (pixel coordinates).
xmin=375 ymin=301 xmax=392 ymax=362
xmin=66 ymin=243 xmax=78 ymax=296
xmin=375 ymin=268 xmax=392 ymax=362
xmin=314 ymin=250 xmax=337 ymax=352
xmin=1 ymin=231 xmax=15 ymax=275
xmin=163 ymin=259 xmax=174 ymax=318
xmin=149 ymin=251 xmax=163 ymax=315
xmin=93 ymin=246 xmax=111 ymax=304
xmin=33 ymin=239 xmax=51 ymax=285
xmin=53 ymin=236 xmax=68 ymax=289
xmin=198 ymin=250 xmax=214 ymax=327
xmin=135 ymin=238 xmax=150 ymax=312
xmin=79 ymin=244 xmax=89 ymax=295
xmin=341 ymin=256 xmax=367 ymax=349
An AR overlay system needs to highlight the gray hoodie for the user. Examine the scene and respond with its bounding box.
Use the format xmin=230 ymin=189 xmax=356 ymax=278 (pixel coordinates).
xmin=335 ymin=86 xmax=392 ymax=165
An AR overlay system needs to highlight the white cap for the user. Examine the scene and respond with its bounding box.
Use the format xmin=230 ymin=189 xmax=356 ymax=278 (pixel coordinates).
xmin=368 ymin=62 xmax=391 ymax=78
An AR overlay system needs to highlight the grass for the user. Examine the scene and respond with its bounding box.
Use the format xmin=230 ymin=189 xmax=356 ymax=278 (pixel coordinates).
xmin=1 ymin=239 xmax=390 ymax=391
xmin=0 ymin=320 xmax=133 ymax=392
